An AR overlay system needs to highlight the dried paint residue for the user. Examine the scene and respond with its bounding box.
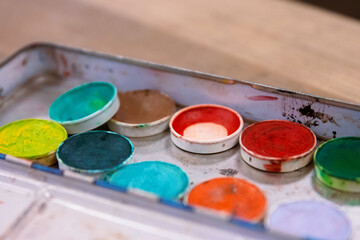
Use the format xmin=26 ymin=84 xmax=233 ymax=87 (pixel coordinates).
xmin=183 ymin=122 xmax=228 ymax=141
xmin=0 ymin=119 xmax=67 ymax=159
xmin=187 ymin=178 xmax=266 ymax=221
xmin=241 ymin=120 xmax=315 ymax=158
xmin=246 ymin=96 xmax=278 ymax=101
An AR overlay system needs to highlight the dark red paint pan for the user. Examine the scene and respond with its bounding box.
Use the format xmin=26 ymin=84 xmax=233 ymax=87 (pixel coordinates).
xmin=170 ymin=104 xmax=243 ymax=154
xmin=239 ymin=120 xmax=316 ymax=172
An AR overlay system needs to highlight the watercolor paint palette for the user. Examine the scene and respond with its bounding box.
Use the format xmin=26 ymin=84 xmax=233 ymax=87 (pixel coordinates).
xmin=0 ymin=43 xmax=360 ymax=239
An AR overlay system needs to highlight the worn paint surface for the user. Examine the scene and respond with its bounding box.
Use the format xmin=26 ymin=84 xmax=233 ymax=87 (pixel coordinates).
xmin=187 ymin=178 xmax=267 ymax=222
xmin=183 ymin=122 xmax=228 ymax=141
xmin=241 ymin=120 xmax=315 ymax=158
xmin=109 ymin=161 xmax=189 ymax=199
xmin=0 ymin=119 xmax=67 ymax=158
xmin=49 ymin=82 xmax=116 ymax=122
xmin=57 ymin=131 xmax=133 ymax=171
xmin=267 ymin=201 xmax=351 ymax=240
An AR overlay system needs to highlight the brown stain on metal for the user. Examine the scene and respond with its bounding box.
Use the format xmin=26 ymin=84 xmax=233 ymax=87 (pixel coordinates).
xmin=60 ymin=54 xmax=68 ymax=68
xmin=246 ymin=95 xmax=278 ymax=101
xmin=343 ymin=114 xmax=356 ymax=123
xmin=298 ymin=104 xmax=339 ymax=126
xmin=21 ymin=57 xmax=28 ymax=66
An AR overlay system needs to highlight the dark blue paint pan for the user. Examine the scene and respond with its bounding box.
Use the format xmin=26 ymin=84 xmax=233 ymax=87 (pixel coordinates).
xmin=56 ymin=130 xmax=134 ymax=176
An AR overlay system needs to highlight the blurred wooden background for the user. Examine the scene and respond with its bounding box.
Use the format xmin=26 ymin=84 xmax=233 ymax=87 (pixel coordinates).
xmin=1 ymin=0 xmax=360 ymax=104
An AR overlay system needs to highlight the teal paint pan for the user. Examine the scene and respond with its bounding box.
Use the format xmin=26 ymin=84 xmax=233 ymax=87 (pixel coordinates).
xmin=49 ymin=82 xmax=120 ymax=134
xmin=107 ymin=161 xmax=189 ymax=199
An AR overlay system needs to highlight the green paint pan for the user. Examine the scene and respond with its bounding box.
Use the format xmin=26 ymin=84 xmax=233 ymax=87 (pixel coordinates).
xmin=314 ymin=137 xmax=360 ymax=192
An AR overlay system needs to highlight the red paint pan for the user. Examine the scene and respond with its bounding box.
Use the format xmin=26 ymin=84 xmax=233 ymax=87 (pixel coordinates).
xmin=170 ymin=104 xmax=243 ymax=154
xmin=239 ymin=120 xmax=316 ymax=172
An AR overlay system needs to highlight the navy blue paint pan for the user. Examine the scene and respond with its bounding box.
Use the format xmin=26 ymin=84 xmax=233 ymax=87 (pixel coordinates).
xmin=56 ymin=130 xmax=134 ymax=176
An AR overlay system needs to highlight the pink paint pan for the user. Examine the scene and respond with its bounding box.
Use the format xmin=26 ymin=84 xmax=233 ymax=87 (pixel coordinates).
xmin=169 ymin=104 xmax=244 ymax=154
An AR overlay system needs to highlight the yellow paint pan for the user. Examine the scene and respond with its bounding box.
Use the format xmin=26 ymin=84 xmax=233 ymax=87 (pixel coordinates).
xmin=0 ymin=119 xmax=67 ymax=166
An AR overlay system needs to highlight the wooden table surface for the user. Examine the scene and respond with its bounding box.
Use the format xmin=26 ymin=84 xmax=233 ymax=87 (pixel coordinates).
xmin=1 ymin=0 xmax=360 ymax=104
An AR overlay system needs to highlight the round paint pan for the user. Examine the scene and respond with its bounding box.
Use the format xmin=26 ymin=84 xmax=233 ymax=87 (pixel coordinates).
xmin=265 ymin=200 xmax=352 ymax=240
xmin=56 ymin=131 xmax=134 ymax=176
xmin=0 ymin=119 xmax=67 ymax=166
xmin=314 ymin=137 xmax=360 ymax=192
xmin=49 ymin=82 xmax=120 ymax=134
xmin=107 ymin=161 xmax=189 ymax=199
xmin=169 ymin=104 xmax=244 ymax=154
xmin=186 ymin=177 xmax=267 ymax=222
xmin=108 ymin=89 xmax=175 ymax=137
xmin=240 ymin=120 xmax=316 ymax=172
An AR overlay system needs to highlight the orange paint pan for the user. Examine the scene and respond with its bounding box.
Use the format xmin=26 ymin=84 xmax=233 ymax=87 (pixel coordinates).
xmin=187 ymin=177 xmax=267 ymax=222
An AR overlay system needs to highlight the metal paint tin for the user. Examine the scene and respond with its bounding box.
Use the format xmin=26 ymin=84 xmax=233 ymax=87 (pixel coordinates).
xmin=0 ymin=119 xmax=67 ymax=166
xmin=169 ymin=104 xmax=244 ymax=154
xmin=265 ymin=200 xmax=352 ymax=240
xmin=49 ymin=82 xmax=120 ymax=134
xmin=108 ymin=90 xmax=175 ymax=137
xmin=314 ymin=137 xmax=360 ymax=192
xmin=107 ymin=161 xmax=189 ymax=199
xmin=186 ymin=177 xmax=267 ymax=222
xmin=240 ymin=120 xmax=317 ymax=172
xmin=56 ymin=130 xmax=134 ymax=176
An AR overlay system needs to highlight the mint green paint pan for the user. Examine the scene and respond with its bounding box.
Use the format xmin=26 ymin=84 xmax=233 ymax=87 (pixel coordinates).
xmin=49 ymin=82 xmax=120 ymax=134
xmin=314 ymin=137 xmax=360 ymax=192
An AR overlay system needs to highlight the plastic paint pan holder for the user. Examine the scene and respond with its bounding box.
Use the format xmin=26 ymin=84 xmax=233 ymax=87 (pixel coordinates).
xmin=0 ymin=119 xmax=67 ymax=166
xmin=108 ymin=89 xmax=176 ymax=137
xmin=170 ymin=104 xmax=244 ymax=154
xmin=49 ymin=82 xmax=120 ymax=134
xmin=314 ymin=137 xmax=360 ymax=193
xmin=239 ymin=120 xmax=317 ymax=173
xmin=56 ymin=131 xmax=134 ymax=176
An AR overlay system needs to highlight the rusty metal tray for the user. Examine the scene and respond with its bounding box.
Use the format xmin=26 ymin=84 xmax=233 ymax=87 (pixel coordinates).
xmin=0 ymin=42 xmax=359 ymax=239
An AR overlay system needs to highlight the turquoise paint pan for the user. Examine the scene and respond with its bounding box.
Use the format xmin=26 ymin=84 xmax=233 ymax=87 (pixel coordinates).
xmin=107 ymin=161 xmax=189 ymax=199
xmin=57 ymin=130 xmax=134 ymax=176
xmin=49 ymin=82 xmax=120 ymax=134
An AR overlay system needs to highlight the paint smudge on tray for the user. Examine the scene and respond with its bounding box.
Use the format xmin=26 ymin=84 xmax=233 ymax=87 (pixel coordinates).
xmin=219 ymin=168 xmax=238 ymax=176
xmin=264 ymin=161 xmax=282 ymax=172
xmin=246 ymin=95 xmax=278 ymax=101
xmin=298 ymin=104 xmax=339 ymax=126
